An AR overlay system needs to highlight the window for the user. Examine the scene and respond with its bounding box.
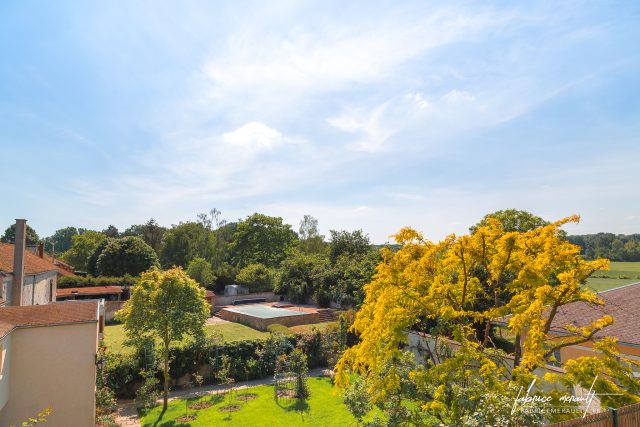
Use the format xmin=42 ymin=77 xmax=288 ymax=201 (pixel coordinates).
xmin=50 ymin=280 xmax=54 ymax=302
xmin=549 ymin=348 xmax=562 ymax=367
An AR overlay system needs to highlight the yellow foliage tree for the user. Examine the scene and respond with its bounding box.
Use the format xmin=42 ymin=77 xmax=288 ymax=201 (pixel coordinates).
xmin=336 ymin=215 xmax=639 ymax=424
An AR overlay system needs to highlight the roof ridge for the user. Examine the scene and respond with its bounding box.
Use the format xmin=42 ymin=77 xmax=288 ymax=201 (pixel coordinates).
xmin=597 ymin=281 xmax=640 ymax=295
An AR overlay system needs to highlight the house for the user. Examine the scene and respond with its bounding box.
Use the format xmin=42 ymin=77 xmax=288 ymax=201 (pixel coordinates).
xmin=0 ymin=300 xmax=103 ymax=426
xmin=546 ymin=282 xmax=640 ymax=366
xmin=492 ymin=282 xmax=640 ymax=369
xmin=0 ymin=219 xmax=103 ymax=426
xmin=0 ymin=219 xmax=71 ymax=306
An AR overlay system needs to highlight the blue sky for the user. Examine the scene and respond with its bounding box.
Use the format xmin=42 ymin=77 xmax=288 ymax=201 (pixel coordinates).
xmin=1 ymin=1 xmax=639 ymax=242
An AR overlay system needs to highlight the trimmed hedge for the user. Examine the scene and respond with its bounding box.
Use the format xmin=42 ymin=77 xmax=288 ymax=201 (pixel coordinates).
xmin=58 ymin=275 xmax=138 ymax=288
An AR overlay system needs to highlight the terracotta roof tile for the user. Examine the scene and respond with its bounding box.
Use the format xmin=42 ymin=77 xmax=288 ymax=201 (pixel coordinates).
xmin=0 ymin=300 xmax=98 ymax=339
xmin=549 ymin=282 xmax=640 ymax=346
xmin=0 ymin=243 xmax=73 ymax=276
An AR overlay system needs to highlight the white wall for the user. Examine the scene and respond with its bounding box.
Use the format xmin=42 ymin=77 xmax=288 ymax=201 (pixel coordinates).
xmin=0 ymin=334 xmax=11 ymax=411
xmin=21 ymin=271 xmax=56 ymax=306
xmin=0 ymin=322 xmax=98 ymax=426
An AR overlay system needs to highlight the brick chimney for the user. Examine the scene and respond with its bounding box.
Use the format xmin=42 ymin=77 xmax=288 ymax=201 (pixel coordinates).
xmin=37 ymin=242 xmax=44 ymax=258
xmin=11 ymin=219 xmax=26 ymax=306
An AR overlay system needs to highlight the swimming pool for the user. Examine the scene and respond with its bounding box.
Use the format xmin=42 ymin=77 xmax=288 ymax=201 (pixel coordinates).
xmin=218 ymin=304 xmax=319 ymax=330
xmin=223 ymin=305 xmax=307 ymax=319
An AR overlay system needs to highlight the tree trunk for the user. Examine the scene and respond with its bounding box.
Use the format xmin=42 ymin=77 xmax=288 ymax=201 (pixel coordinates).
xmin=512 ymin=332 xmax=522 ymax=376
xmin=163 ymin=339 xmax=169 ymax=411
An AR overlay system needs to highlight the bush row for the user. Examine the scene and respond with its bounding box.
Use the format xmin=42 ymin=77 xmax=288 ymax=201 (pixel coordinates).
xmin=104 ymin=328 xmax=339 ymax=399
xmin=58 ymin=274 xmax=138 ymax=288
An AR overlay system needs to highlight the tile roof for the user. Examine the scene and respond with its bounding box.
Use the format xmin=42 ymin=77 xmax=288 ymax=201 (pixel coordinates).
xmin=0 ymin=243 xmax=72 ymax=276
xmin=549 ymin=282 xmax=640 ymax=346
xmin=57 ymin=286 xmax=123 ymax=297
xmin=0 ymin=300 xmax=99 ymax=339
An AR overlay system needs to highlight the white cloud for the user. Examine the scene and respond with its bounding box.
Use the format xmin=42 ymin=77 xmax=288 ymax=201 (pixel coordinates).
xmin=223 ymin=122 xmax=283 ymax=149
xmin=327 ymin=103 xmax=393 ymax=152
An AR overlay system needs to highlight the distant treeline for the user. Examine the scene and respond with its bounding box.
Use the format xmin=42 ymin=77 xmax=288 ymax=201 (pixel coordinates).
xmin=568 ymin=233 xmax=640 ymax=261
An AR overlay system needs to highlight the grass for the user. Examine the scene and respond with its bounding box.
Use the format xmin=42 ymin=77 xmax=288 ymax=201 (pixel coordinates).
xmin=586 ymin=261 xmax=640 ymax=292
xmin=290 ymin=321 xmax=338 ymax=334
xmin=104 ymin=322 xmax=269 ymax=355
xmin=139 ymin=377 xmax=380 ymax=427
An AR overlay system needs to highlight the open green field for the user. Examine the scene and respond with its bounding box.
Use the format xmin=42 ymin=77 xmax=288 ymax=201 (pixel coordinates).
xmin=139 ymin=377 xmax=381 ymax=427
xmin=586 ymin=261 xmax=640 ymax=292
xmin=104 ymin=322 xmax=269 ymax=354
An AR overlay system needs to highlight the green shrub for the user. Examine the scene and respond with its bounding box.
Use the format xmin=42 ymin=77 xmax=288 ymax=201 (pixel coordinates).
xmin=135 ymin=370 xmax=160 ymax=409
xmin=58 ymin=274 xmax=138 ymax=288
xmin=104 ymin=352 xmax=139 ymax=398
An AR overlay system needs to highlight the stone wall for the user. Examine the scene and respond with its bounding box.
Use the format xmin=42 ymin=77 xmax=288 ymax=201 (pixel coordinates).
xmin=217 ymin=309 xmax=319 ymax=331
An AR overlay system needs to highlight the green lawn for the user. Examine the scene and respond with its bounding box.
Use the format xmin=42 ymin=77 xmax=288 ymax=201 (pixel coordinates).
xmin=586 ymin=261 xmax=640 ymax=291
xmin=290 ymin=321 xmax=337 ymax=334
xmin=104 ymin=322 xmax=269 ymax=354
xmin=139 ymin=377 xmax=380 ymax=427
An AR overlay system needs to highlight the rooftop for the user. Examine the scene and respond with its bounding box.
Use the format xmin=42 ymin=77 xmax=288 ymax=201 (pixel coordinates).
xmin=548 ymin=282 xmax=640 ymax=347
xmin=0 ymin=243 xmax=73 ymax=276
xmin=0 ymin=300 xmax=99 ymax=339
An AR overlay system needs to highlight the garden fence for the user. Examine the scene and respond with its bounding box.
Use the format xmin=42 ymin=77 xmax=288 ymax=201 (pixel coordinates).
xmin=546 ymin=402 xmax=640 ymax=427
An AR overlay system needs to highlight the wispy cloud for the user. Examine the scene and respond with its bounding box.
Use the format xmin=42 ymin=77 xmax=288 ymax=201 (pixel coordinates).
xmin=4 ymin=1 xmax=639 ymax=240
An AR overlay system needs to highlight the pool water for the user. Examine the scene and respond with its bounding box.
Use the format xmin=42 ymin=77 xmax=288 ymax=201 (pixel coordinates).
xmin=224 ymin=305 xmax=308 ymax=319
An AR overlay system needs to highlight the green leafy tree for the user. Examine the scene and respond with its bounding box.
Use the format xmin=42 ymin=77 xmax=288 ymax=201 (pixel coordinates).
xmin=328 ymin=229 xmax=371 ymax=262
xmin=186 ymin=257 xmax=217 ymax=288
xmin=324 ymin=251 xmax=379 ymax=307
xmin=231 ymin=213 xmax=297 ymax=268
xmin=235 ymin=263 xmax=275 ymax=292
xmin=161 ymin=222 xmax=215 ymax=268
xmin=117 ymin=268 xmax=209 ymax=410
xmin=62 ymin=231 xmax=106 ymax=271
xmin=97 ymin=236 xmax=159 ymax=276
xmin=275 ymin=252 xmax=327 ymax=303
xmin=298 ymin=215 xmax=325 ymax=254
xmin=1 ymin=223 xmax=39 ymax=244
xmin=469 ymin=208 xmax=549 ymax=233
xmin=102 ymin=225 xmax=120 ymax=238
xmin=122 ymin=219 xmax=166 ymax=254
xmin=86 ymin=237 xmax=113 ymax=276
xmin=46 ymin=226 xmax=79 ymax=254
xmin=277 ymin=348 xmax=309 ymax=399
